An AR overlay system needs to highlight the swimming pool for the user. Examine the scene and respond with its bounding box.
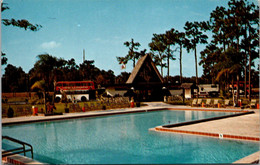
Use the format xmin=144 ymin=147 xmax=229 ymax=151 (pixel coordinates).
xmin=2 ymin=110 xmax=259 ymax=164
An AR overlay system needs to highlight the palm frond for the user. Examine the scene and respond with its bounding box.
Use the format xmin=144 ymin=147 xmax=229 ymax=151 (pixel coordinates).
xmin=31 ymin=80 xmax=45 ymax=91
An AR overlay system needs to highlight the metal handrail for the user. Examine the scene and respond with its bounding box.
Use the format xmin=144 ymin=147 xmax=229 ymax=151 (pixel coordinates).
xmin=2 ymin=136 xmax=33 ymax=159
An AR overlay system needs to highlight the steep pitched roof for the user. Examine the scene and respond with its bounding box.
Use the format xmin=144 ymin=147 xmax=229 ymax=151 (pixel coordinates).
xmin=126 ymin=54 xmax=164 ymax=84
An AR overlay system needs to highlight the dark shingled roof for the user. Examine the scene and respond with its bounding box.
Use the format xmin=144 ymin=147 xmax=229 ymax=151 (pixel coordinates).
xmin=126 ymin=54 xmax=164 ymax=84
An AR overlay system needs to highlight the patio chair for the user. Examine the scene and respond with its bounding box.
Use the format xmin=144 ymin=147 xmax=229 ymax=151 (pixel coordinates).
xmin=222 ymin=99 xmax=230 ymax=108
xmin=197 ymin=99 xmax=203 ymax=107
xmin=212 ymin=99 xmax=219 ymax=107
xmin=250 ymin=99 xmax=257 ymax=109
xmin=205 ymin=99 xmax=212 ymax=107
xmin=191 ymin=99 xmax=197 ymax=107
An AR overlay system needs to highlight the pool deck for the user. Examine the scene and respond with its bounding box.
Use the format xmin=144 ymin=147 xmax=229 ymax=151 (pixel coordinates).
xmin=154 ymin=110 xmax=259 ymax=141
xmin=2 ymin=102 xmax=260 ymax=164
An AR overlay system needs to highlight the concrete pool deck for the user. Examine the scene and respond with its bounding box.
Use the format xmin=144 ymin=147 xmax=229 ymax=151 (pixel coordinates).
xmin=2 ymin=102 xmax=259 ymax=164
xmin=154 ymin=110 xmax=259 ymax=141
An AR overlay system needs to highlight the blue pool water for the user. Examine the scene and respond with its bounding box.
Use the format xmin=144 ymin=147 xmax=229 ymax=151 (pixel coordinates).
xmin=2 ymin=110 xmax=259 ymax=164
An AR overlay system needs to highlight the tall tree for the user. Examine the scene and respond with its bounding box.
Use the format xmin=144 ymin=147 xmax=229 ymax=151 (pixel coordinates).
xmin=176 ymin=31 xmax=188 ymax=84
xmin=236 ymin=0 xmax=259 ymax=100
xmin=115 ymin=72 xmax=131 ymax=84
xmin=200 ymin=44 xmax=223 ymax=84
xmin=214 ymin=47 xmax=243 ymax=104
xmin=79 ymin=60 xmax=100 ymax=83
xmin=200 ymin=0 xmax=259 ymax=102
xmin=149 ymin=34 xmax=167 ymax=77
xmin=164 ymin=29 xmax=178 ymax=81
xmin=184 ymin=21 xmax=208 ymax=87
xmin=64 ymin=58 xmax=80 ymax=81
xmin=116 ymin=38 xmax=141 ymax=69
xmin=165 ymin=29 xmax=189 ymax=84
xmin=209 ymin=6 xmax=229 ymax=51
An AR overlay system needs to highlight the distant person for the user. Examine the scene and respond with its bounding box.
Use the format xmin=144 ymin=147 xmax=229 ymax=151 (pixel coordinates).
xmin=7 ymin=106 xmax=14 ymax=118
xmin=73 ymin=97 xmax=77 ymax=104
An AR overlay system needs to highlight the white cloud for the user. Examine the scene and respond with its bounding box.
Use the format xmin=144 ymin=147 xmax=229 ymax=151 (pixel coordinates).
xmin=40 ymin=41 xmax=61 ymax=49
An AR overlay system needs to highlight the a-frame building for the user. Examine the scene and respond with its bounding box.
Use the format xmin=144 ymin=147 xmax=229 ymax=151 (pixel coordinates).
xmin=126 ymin=54 xmax=166 ymax=101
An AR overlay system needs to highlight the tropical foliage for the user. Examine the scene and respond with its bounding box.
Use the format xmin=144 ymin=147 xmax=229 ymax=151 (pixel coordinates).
xmin=28 ymin=54 xmax=117 ymax=91
xmin=116 ymin=38 xmax=142 ymax=68
xmin=200 ymin=0 xmax=259 ymax=100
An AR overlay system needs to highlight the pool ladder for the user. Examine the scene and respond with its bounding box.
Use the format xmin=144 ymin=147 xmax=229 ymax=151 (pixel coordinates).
xmin=2 ymin=136 xmax=34 ymax=159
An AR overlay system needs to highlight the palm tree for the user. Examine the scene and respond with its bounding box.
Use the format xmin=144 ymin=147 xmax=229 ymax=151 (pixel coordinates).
xmin=117 ymin=38 xmax=141 ymax=69
xmin=214 ymin=48 xmax=243 ymax=105
xmin=31 ymin=54 xmax=58 ymax=91
xmin=31 ymin=80 xmax=47 ymax=112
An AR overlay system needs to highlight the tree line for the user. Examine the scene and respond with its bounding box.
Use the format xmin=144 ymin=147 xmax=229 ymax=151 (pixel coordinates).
xmin=117 ymin=0 xmax=259 ymax=100
xmin=2 ymin=55 xmax=132 ymax=93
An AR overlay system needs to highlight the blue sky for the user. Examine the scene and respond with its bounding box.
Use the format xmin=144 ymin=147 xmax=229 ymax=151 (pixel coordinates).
xmin=1 ymin=0 xmax=257 ymax=77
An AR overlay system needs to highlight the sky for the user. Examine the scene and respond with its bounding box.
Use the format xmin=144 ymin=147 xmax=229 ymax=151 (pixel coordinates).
xmin=1 ymin=0 xmax=257 ymax=77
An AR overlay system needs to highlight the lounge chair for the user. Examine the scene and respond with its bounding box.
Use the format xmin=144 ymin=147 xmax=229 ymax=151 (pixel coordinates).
xmin=224 ymin=99 xmax=230 ymax=107
xmin=250 ymin=99 xmax=257 ymax=109
xmin=212 ymin=99 xmax=219 ymax=107
xmin=191 ymin=99 xmax=197 ymax=107
xmin=197 ymin=99 xmax=203 ymax=107
xmin=205 ymin=99 xmax=212 ymax=107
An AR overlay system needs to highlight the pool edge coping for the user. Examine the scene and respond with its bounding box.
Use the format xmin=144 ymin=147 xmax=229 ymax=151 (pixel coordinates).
xmin=2 ymin=107 xmax=166 ymax=126
xmin=2 ymin=106 xmax=251 ymax=126
xmin=2 ymin=152 xmax=45 ymax=165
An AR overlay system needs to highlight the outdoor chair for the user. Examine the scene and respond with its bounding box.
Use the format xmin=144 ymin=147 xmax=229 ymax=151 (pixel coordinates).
xmin=191 ymin=99 xmax=197 ymax=107
xmin=250 ymin=99 xmax=257 ymax=109
xmin=205 ymin=99 xmax=212 ymax=107
xmin=224 ymin=99 xmax=230 ymax=107
xmin=212 ymin=99 xmax=219 ymax=107
xmin=197 ymin=99 xmax=203 ymax=107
